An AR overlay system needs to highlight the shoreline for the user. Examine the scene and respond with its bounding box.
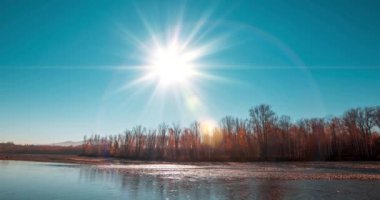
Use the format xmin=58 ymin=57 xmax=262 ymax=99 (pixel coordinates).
xmin=2 ymin=153 xmax=380 ymax=181
xmin=0 ymin=153 xmax=138 ymax=165
xmin=2 ymin=153 xmax=380 ymax=165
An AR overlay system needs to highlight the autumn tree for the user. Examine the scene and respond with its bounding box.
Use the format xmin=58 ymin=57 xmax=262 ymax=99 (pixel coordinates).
xmin=249 ymin=104 xmax=276 ymax=160
xmin=81 ymin=105 xmax=380 ymax=162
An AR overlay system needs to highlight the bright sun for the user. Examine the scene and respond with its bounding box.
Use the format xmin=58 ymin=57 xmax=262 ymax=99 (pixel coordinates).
xmin=118 ymin=6 xmax=232 ymax=123
xmin=147 ymin=41 xmax=197 ymax=86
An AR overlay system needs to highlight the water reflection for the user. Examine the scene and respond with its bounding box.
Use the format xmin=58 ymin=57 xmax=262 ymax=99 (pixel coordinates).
xmin=255 ymin=179 xmax=287 ymax=199
xmin=76 ymin=163 xmax=380 ymax=200
xmin=1 ymin=161 xmax=380 ymax=200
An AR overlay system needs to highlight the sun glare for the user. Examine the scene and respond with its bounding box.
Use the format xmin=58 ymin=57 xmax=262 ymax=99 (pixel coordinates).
xmin=200 ymin=119 xmax=217 ymax=136
xmin=148 ymin=41 xmax=197 ymax=86
xmin=118 ymin=5 xmax=230 ymax=120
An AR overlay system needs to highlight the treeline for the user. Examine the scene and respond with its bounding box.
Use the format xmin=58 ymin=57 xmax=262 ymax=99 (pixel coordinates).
xmin=82 ymin=105 xmax=380 ymax=161
xmin=0 ymin=142 xmax=82 ymax=155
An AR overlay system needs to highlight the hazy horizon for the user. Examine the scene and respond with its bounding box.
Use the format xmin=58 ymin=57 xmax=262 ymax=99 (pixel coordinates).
xmin=1 ymin=104 xmax=379 ymax=145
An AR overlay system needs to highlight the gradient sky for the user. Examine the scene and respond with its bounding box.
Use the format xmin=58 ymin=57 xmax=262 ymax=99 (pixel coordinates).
xmin=1 ymin=0 xmax=380 ymax=144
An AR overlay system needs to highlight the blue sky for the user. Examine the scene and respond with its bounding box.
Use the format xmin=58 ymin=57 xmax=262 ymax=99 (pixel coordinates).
xmin=1 ymin=0 xmax=379 ymax=144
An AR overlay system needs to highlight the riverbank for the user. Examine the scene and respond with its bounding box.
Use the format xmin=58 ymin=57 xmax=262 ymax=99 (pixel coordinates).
xmin=2 ymin=154 xmax=380 ymax=182
xmin=2 ymin=153 xmax=380 ymax=169
xmin=0 ymin=153 xmax=134 ymax=165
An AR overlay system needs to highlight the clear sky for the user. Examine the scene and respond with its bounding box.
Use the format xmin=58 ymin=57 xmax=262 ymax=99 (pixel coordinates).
xmin=1 ymin=0 xmax=379 ymax=144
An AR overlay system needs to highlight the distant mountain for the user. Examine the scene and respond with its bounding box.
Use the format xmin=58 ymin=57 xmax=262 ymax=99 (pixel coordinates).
xmin=49 ymin=141 xmax=83 ymax=147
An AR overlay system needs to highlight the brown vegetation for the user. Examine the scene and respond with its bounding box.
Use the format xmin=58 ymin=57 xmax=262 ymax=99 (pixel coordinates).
xmin=82 ymin=105 xmax=380 ymax=161
xmin=0 ymin=142 xmax=81 ymax=155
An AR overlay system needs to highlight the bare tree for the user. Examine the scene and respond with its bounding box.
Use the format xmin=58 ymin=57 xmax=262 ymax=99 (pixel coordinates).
xmin=80 ymin=105 xmax=380 ymax=162
xmin=249 ymin=104 xmax=276 ymax=160
xmin=374 ymin=106 xmax=380 ymax=128
xmin=278 ymin=115 xmax=291 ymax=159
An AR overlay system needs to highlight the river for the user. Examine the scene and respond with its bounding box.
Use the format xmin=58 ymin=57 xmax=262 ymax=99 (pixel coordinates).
xmin=1 ymin=160 xmax=380 ymax=199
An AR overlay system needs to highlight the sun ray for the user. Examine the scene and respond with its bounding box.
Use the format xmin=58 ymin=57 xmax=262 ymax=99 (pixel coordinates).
xmin=115 ymin=3 xmax=235 ymax=121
